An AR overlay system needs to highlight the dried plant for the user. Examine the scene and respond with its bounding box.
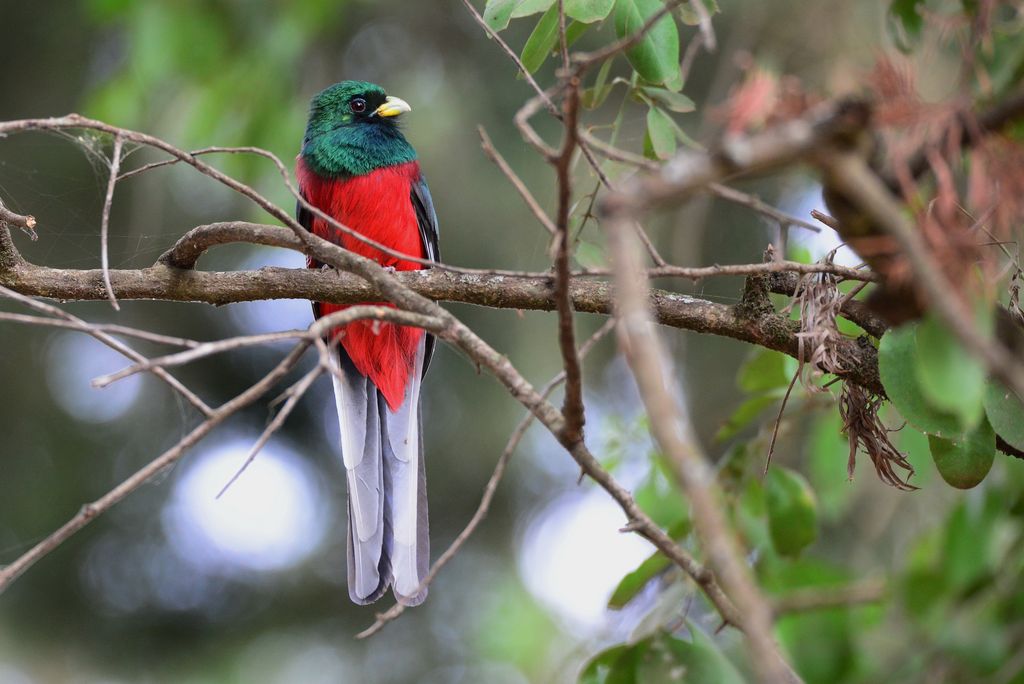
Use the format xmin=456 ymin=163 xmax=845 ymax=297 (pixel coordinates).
xmin=785 ymin=250 xmax=847 ymax=390
xmin=840 ymin=382 xmax=917 ymax=490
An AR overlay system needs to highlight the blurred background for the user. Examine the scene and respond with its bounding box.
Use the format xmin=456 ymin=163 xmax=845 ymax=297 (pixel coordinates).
xmin=1 ymin=1 xmax=1022 ymax=682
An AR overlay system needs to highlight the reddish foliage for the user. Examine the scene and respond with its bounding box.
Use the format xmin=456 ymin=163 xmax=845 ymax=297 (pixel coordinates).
xmin=721 ymin=66 xmax=779 ymax=135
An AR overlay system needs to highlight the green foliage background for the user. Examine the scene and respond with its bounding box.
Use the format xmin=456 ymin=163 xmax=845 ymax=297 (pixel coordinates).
xmin=1 ymin=0 xmax=1023 ymax=682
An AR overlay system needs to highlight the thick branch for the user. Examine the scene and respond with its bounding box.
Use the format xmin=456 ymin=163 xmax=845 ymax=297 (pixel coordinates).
xmin=603 ymin=99 xmax=872 ymax=214
xmin=606 ymin=209 xmax=799 ymax=684
xmin=0 ymin=259 xmax=884 ymax=394
xmin=885 ymin=85 xmax=1024 ymax=190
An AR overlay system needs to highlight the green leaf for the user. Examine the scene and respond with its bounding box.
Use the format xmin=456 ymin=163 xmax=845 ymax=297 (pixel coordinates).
xmin=579 ymin=644 xmax=629 ymax=684
xmin=915 ymin=310 xmax=990 ymax=430
xmin=483 ymin=0 xmax=517 ymax=31
xmin=614 ymin=0 xmax=680 ymax=86
xmin=641 ymin=129 xmax=655 ymax=160
xmin=645 ymin=106 xmax=677 ymax=159
xmin=635 ymin=467 xmax=689 ymax=530
xmin=983 ymin=380 xmax=1024 ymax=452
xmin=512 ymin=0 xmax=557 ymax=16
xmin=887 ymin=0 xmax=924 ymax=53
xmin=584 ymin=631 xmax=743 ymax=684
xmin=581 ymin=56 xmax=616 ymax=109
xmin=574 ymin=239 xmax=606 ymax=268
xmin=566 ymin=0 xmax=616 ymax=23
xmin=878 ymin=324 xmax=962 ymax=437
xmin=981 ymin=26 xmax=1024 ymax=99
xmin=942 ymin=494 xmax=1001 ymax=589
xmin=677 ymin=0 xmax=720 ymax=25
xmin=520 ymin=4 xmax=561 ymax=73
xmin=473 ymin=578 xmax=558 ymax=671
xmin=766 ymin=466 xmax=818 ymax=557
xmin=715 ymin=391 xmax=783 ymax=442
xmin=739 ymin=348 xmax=795 ymax=393
xmin=565 ymin=19 xmax=589 ymax=46
xmin=606 ymin=520 xmax=687 ymax=609
xmin=484 ymin=0 xmax=554 ymax=31
xmin=764 ymin=559 xmax=861 ymax=683
xmin=640 ymin=86 xmax=695 ymax=112
xmin=928 ymin=416 xmax=996 ymax=489
xmin=580 ymin=642 xmax=644 ymax=684
xmin=654 ymin=629 xmax=745 ymax=684
xmin=808 ymin=411 xmax=855 ymax=521
xmin=669 ymin=116 xmax=699 ymax=147
xmin=607 ymin=552 xmax=671 ymax=609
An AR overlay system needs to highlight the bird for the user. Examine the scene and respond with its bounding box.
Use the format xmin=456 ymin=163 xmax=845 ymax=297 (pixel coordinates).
xmin=296 ymin=81 xmax=439 ymax=606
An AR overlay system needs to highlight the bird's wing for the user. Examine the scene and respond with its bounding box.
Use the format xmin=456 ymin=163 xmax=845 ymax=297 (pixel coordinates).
xmin=411 ymin=175 xmax=440 ymax=374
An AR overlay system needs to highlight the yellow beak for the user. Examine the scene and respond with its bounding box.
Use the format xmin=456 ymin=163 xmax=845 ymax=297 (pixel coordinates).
xmin=375 ymin=95 xmax=412 ymax=118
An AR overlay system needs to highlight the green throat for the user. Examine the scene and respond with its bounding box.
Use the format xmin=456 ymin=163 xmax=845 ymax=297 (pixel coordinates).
xmin=301 ymin=80 xmax=417 ymax=178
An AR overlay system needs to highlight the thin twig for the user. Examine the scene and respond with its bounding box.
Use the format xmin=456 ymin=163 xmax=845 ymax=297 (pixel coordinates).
xmin=558 ymin=0 xmax=570 ymax=72
xmin=0 ymin=200 xmax=37 ymax=238
xmin=573 ymin=0 xmax=687 ymax=70
xmin=0 ymin=341 xmax=311 ymax=594
xmin=94 ymin=306 xmax=441 ymax=387
xmin=0 ymin=312 xmax=200 ymax=348
xmin=771 ymin=578 xmax=886 ymax=616
xmin=458 ymin=0 xmax=560 ymax=117
xmin=0 ymin=284 xmax=214 ymax=416
xmin=216 ymin=365 xmax=323 ymax=498
xmin=709 ymin=183 xmax=821 ymax=233
xmin=553 ymin=80 xmax=586 ymax=443
xmin=603 ymin=99 xmax=873 ymax=214
xmin=810 ymin=209 xmax=840 ymax=230
xmin=477 ymin=126 xmax=557 ymax=235
xmin=357 ymin=320 xmax=616 ymax=639
xmin=764 ymin=370 xmax=800 ymax=474
xmin=100 ymin=135 xmax=123 ymax=310
xmin=118 ymin=146 xmax=281 ymax=182
xmin=689 ymin=0 xmax=717 ymax=51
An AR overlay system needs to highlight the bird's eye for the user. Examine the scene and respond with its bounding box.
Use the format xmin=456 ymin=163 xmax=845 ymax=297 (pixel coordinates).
xmin=350 ymin=98 xmax=367 ymax=114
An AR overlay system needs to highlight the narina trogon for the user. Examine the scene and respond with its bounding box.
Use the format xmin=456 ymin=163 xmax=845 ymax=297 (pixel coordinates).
xmin=297 ymin=81 xmax=438 ymax=606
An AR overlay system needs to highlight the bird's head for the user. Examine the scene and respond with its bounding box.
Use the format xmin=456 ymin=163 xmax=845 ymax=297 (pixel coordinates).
xmin=301 ymin=80 xmax=417 ymax=178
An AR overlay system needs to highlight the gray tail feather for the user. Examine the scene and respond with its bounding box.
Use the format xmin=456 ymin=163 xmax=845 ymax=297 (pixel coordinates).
xmin=337 ymin=343 xmax=429 ymax=606
xmin=382 ymin=398 xmax=429 ymax=606
xmin=345 ymin=489 xmax=392 ymax=605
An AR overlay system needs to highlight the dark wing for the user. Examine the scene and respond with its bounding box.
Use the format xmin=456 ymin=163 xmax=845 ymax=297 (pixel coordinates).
xmin=297 ymin=196 xmax=325 ymax=319
xmin=411 ymin=174 xmax=441 ymax=374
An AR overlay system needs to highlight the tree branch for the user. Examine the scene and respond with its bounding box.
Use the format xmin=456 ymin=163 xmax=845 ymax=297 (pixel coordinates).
xmin=0 ymin=339 xmax=311 ymax=594
xmin=605 ymin=208 xmax=800 ymax=683
xmin=0 ymin=255 xmax=885 ymax=395
xmin=357 ymin=320 xmax=616 ymax=639
xmin=818 ymin=150 xmax=1024 ymax=402
xmin=553 ymin=80 xmax=586 ymax=444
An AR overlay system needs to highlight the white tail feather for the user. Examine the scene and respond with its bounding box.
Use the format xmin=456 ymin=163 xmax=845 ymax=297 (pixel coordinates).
xmin=332 ymin=356 xmax=387 ymax=603
xmin=386 ymin=339 xmax=429 ymax=605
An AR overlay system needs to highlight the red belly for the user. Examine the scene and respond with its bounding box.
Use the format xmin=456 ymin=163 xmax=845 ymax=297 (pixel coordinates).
xmin=297 ymin=159 xmax=425 ymax=411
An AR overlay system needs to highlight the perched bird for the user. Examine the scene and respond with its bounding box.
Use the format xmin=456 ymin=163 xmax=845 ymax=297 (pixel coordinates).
xmin=296 ymin=81 xmax=438 ymax=605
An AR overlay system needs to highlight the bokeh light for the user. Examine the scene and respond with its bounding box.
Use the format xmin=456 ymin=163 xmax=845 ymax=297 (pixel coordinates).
xmin=519 ymin=489 xmax=651 ymax=630
xmin=44 ymin=332 xmax=144 ymax=424
xmin=162 ymin=436 xmax=328 ymax=574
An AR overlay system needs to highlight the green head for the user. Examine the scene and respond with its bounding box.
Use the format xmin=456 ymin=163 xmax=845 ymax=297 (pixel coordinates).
xmin=301 ymin=80 xmax=417 ymax=178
